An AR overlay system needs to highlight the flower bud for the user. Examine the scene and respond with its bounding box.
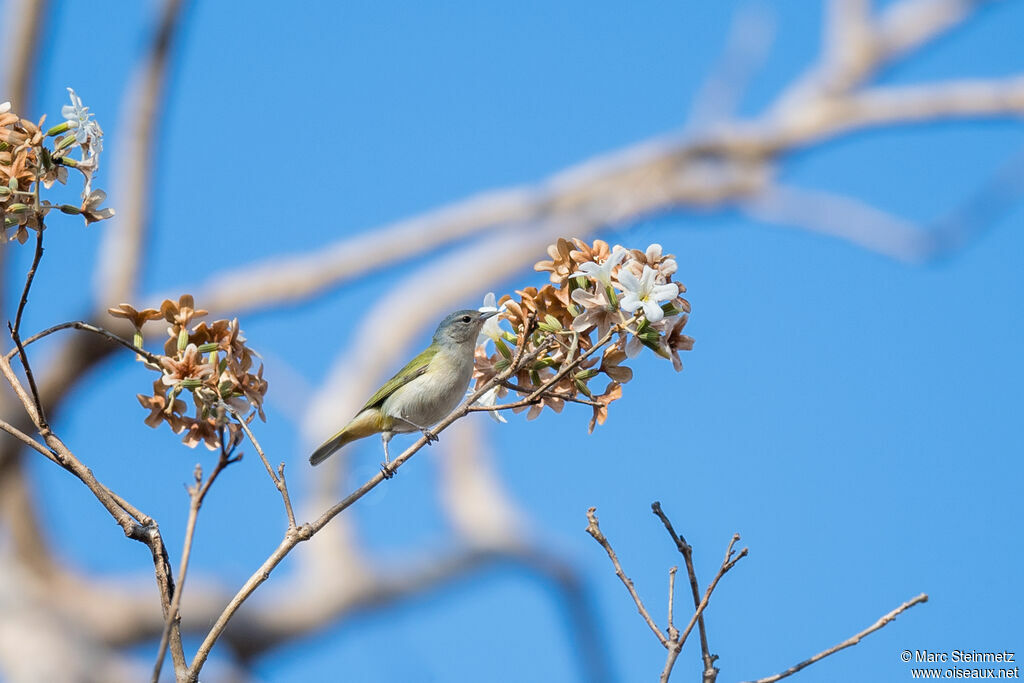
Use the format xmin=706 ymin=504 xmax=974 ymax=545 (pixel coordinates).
xmin=495 ymin=338 xmax=512 ymax=360
xmin=197 ymin=342 xmax=220 ymax=353
xmin=59 ymin=204 xmax=82 ymax=215
xmin=605 ymin=285 xmax=619 ymax=309
xmin=177 ymin=328 xmax=189 ymax=352
xmin=574 ymin=378 xmax=595 ymax=399
xmin=45 ymin=121 xmax=73 ymax=137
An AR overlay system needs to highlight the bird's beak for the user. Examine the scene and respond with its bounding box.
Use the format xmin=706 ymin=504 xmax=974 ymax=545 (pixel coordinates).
xmin=480 ymin=309 xmax=499 ymax=320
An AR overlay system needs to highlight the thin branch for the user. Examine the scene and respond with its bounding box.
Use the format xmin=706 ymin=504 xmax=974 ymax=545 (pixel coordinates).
xmin=666 ymin=566 xmax=678 ymax=640
xmin=13 ymin=226 xmax=44 ymax=337
xmin=652 ymin=502 xmax=716 ymax=680
xmin=7 ymin=320 xmax=162 ymax=364
xmin=585 ymin=507 xmax=668 ymax=647
xmin=743 ymin=593 xmax=930 ymax=683
xmin=151 ymin=448 xmax=238 ymax=683
xmin=7 ymin=321 xmax=46 ymax=430
xmin=8 ymin=229 xmax=48 ymax=427
xmin=0 ymin=415 xmax=56 ymax=464
xmin=228 ymin=407 xmax=296 ymax=529
xmin=678 ymin=534 xmax=747 ymax=651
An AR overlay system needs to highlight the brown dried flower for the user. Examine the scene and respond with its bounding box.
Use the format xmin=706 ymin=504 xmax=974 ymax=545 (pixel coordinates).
xmin=129 ymin=295 xmax=267 ymax=450
xmin=108 ymin=303 xmax=162 ymax=330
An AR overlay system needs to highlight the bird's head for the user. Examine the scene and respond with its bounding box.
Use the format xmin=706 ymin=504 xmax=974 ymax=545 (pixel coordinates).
xmin=432 ymin=309 xmax=497 ymax=347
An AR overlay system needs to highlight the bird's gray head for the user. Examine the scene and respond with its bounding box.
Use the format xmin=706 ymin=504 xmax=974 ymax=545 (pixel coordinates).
xmin=433 ymin=309 xmax=497 ymax=346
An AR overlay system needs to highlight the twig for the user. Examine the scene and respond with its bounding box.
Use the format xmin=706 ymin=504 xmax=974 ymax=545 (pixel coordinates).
xmin=743 ymin=593 xmax=930 ymax=683
xmin=667 ymin=567 xmax=678 ymax=640
xmin=7 ymin=320 xmax=162 ymax=364
xmin=499 ymin=379 xmax=605 ymax=405
xmin=678 ymin=535 xmax=747 ymax=655
xmin=151 ymin=445 xmax=238 ymax=683
xmin=585 ymin=507 xmax=668 ymax=647
xmin=0 ymin=416 xmax=57 ymax=464
xmin=227 ymin=406 xmax=296 ymax=529
xmin=8 ymin=230 xmax=48 ymax=427
xmin=13 ymin=224 xmax=44 ymax=338
xmin=659 ymin=534 xmax=747 ymax=683
xmin=652 ymin=501 xmax=717 ymax=680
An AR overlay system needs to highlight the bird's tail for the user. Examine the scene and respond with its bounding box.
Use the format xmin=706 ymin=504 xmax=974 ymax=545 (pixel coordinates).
xmin=309 ymin=411 xmax=380 ymax=466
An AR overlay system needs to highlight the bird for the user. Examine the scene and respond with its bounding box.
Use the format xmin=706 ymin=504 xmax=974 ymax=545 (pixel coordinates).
xmin=309 ymin=308 xmax=498 ymax=475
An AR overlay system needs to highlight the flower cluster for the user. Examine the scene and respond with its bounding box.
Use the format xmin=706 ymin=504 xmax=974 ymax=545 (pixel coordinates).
xmin=472 ymin=238 xmax=693 ymax=431
xmin=1 ymin=89 xmax=113 ymax=243
xmin=110 ymin=295 xmax=268 ymax=451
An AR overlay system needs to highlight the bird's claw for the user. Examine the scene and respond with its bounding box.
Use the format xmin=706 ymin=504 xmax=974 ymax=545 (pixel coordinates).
xmin=380 ymin=462 xmax=395 ymax=479
xmin=421 ymin=429 xmax=438 ymax=444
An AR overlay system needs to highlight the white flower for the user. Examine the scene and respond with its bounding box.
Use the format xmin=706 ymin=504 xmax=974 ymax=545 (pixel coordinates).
xmin=572 ymin=245 xmax=627 ymax=288
xmin=0 ymin=101 xmax=10 ymax=114
xmin=476 ymin=292 xmax=508 ymax=348
xmin=474 ymin=385 xmax=507 ymax=423
xmin=61 ymin=88 xmax=103 ymax=155
xmin=617 ymin=265 xmax=678 ymax=322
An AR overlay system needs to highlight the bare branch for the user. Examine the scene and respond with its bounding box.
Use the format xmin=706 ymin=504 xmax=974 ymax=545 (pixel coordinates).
xmin=7 ymin=320 xmax=162 ymax=365
xmin=151 ymin=451 xmax=237 ymax=683
xmin=743 ymin=593 xmax=930 ymax=683
xmin=228 ymin=407 xmax=296 ymax=529
xmin=585 ymin=507 xmax=668 ymax=647
xmin=651 ymin=502 xmax=717 ymax=680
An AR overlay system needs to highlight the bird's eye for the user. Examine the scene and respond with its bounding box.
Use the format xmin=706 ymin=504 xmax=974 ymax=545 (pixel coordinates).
xmin=461 ymin=315 xmax=471 ymax=323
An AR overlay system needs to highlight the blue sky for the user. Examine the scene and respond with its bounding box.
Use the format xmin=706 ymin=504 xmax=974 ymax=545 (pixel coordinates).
xmin=4 ymin=1 xmax=1023 ymax=681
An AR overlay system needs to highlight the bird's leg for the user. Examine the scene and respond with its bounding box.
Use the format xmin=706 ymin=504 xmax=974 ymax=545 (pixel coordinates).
xmin=380 ymin=431 xmax=395 ymax=479
xmin=398 ymin=414 xmax=438 ymax=444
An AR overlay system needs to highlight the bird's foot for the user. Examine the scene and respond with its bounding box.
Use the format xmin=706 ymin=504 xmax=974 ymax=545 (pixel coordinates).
xmin=421 ymin=429 xmax=438 ymax=444
xmin=380 ymin=462 xmax=395 ymax=479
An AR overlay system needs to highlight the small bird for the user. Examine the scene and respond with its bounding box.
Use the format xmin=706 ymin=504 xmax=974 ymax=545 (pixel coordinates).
xmin=309 ymin=309 xmax=497 ymax=473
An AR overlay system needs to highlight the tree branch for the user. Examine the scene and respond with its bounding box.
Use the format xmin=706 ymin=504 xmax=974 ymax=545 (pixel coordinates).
xmin=743 ymin=593 xmax=930 ymax=683
xmin=585 ymin=507 xmax=668 ymax=647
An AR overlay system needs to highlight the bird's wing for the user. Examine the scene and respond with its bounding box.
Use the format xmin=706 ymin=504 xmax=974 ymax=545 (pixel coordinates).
xmin=361 ymin=346 xmax=436 ymax=411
